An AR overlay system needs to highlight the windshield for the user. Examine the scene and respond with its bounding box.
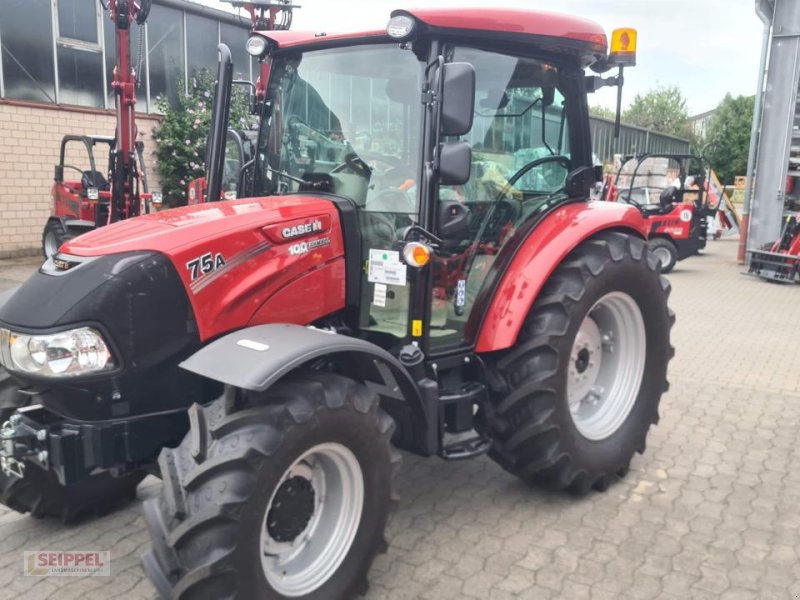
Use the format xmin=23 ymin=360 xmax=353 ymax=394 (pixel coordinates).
xmin=253 ymin=44 xmax=424 ymax=212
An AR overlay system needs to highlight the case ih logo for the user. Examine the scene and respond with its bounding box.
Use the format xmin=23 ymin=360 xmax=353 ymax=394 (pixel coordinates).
xmin=262 ymin=215 xmax=332 ymax=244
xmin=282 ymin=220 xmax=324 ymax=239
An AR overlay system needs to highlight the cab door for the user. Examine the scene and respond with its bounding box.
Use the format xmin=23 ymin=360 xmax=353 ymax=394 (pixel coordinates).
xmin=426 ymin=46 xmax=578 ymax=354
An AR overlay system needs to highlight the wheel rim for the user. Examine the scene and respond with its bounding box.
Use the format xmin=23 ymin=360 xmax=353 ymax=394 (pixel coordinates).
xmin=566 ymin=291 xmax=646 ymax=441
xmin=43 ymin=231 xmax=59 ymax=258
xmin=652 ymin=245 xmax=673 ymax=268
xmin=260 ymin=442 xmax=364 ymax=597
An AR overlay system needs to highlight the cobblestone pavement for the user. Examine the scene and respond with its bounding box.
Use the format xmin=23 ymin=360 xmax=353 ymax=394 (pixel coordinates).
xmin=1 ymin=238 xmax=800 ymax=599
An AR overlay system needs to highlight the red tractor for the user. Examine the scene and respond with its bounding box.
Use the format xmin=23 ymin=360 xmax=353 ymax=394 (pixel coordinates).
xmin=748 ymin=213 xmax=800 ymax=282
xmin=0 ymin=9 xmax=674 ymax=598
xmin=41 ymin=0 xmax=159 ymax=258
xmin=603 ymin=153 xmax=716 ymax=272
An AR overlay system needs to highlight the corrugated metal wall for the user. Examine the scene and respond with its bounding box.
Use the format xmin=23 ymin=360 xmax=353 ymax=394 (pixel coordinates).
xmin=590 ymin=116 xmax=692 ymax=164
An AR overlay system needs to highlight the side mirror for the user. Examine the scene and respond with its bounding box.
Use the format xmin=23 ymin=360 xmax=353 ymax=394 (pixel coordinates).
xmin=564 ymin=166 xmax=597 ymax=199
xmin=438 ymin=200 xmax=471 ymax=239
xmin=438 ymin=142 xmax=471 ymax=186
xmin=594 ymin=164 xmax=604 ymax=183
xmin=440 ymin=62 xmax=475 ymax=137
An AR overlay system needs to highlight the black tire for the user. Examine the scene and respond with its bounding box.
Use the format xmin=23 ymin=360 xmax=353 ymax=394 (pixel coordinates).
xmin=41 ymin=220 xmax=91 ymax=258
xmin=0 ymin=367 xmax=145 ymax=523
xmin=648 ymin=237 xmax=678 ymax=273
xmin=141 ymin=370 xmax=400 ymax=600
xmin=485 ymin=231 xmax=674 ymax=494
xmin=42 ymin=220 xmax=68 ymax=259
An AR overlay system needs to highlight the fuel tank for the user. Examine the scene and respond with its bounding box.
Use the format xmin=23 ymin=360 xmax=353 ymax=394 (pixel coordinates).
xmin=64 ymin=195 xmax=347 ymax=342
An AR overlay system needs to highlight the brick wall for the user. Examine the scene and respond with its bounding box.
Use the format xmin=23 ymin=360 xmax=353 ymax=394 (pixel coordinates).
xmin=0 ymin=102 xmax=161 ymax=258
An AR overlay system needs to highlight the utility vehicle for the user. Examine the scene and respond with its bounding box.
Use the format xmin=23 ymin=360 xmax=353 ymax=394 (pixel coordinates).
xmin=0 ymin=8 xmax=673 ymax=598
xmin=604 ymin=153 xmax=715 ymax=272
xmin=748 ymin=213 xmax=800 ymax=282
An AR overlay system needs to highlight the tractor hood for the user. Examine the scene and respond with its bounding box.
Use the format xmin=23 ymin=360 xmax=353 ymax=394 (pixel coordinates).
xmin=56 ymin=194 xmax=348 ymax=343
xmin=63 ymin=195 xmax=335 ymax=257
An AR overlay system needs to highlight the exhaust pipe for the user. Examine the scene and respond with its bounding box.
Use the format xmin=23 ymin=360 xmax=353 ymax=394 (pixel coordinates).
xmin=205 ymin=44 xmax=234 ymax=203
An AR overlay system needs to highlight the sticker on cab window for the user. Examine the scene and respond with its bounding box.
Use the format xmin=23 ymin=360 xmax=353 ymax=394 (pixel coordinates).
xmin=368 ymin=249 xmax=407 ymax=286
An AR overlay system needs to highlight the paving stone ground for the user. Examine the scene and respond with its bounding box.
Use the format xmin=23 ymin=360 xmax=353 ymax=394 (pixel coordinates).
xmin=1 ymin=238 xmax=800 ymax=599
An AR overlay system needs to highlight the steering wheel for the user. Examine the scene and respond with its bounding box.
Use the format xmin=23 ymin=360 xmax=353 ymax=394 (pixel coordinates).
xmin=330 ymin=153 xmax=372 ymax=178
xmin=476 ymin=199 xmax=520 ymax=242
xmin=496 ymin=155 xmax=571 ymax=202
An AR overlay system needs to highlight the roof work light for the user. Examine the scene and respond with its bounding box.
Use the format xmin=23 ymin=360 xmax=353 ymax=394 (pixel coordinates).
xmin=246 ymin=34 xmax=268 ymax=57
xmin=386 ymin=14 xmax=417 ymax=41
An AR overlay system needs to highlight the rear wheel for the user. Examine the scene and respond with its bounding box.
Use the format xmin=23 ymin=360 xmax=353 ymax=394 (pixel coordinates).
xmin=486 ymin=231 xmax=673 ymax=493
xmin=648 ymin=237 xmax=678 ymax=273
xmin=141 ymin=371 xmax=400 ymax=600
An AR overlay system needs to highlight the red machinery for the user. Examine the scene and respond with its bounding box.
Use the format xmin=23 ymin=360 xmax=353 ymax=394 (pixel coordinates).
xmin=748 ymin=214 xmax=800 ymax=282
xmin=1 ymin=11 xmax=675 ymax=597
xmin=603 ymin=153 xmax=716 ymax=273
xmin=41 ymin=0 xmax=157 ymax=257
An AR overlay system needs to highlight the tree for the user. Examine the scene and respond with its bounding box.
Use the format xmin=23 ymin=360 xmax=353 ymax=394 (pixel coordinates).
xmin=589 ymin=104 xmax=616 ymax=120
xmin=152 ymin=71 xmax=252 ymax=207
xmin=623 ymin=85 xmax=691 ymax=139
xmin=705 ymin=94 xmax=755 ymax=184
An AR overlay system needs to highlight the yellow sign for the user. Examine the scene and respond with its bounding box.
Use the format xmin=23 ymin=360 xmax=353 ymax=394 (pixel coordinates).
xmin=609 ymin=28 xmax=637 ymax=67
xmin=412 ymin=320 xmax=423 ymax=337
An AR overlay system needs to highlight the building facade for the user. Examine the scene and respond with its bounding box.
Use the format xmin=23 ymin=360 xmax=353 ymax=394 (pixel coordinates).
xmin=0 ymin=0 xmax=250 ymax=257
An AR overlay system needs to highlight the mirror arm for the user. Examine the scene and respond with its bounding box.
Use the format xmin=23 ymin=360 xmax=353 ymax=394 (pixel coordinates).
xmin=403 ymin=224 xmax=444 ymax=247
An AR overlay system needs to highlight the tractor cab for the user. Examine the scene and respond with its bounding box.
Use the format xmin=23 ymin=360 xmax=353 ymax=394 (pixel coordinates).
xmin=238 ymin=11 xmax=608 ymax=358
xmin=609 ymin=152 xmax=716 ymax=271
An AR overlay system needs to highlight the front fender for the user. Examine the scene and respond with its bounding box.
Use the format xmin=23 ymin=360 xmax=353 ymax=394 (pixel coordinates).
xmin=181 ymin=324 xmax=437 ymax=455
xmin=474 ymin=201 xmax=646 ymax=353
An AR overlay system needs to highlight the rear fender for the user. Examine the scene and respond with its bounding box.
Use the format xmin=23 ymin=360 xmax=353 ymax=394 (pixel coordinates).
xmin=181 ymin=324 xmax=437 ymax=455
xmin=474 ymin=201 xmax=646 ymax=353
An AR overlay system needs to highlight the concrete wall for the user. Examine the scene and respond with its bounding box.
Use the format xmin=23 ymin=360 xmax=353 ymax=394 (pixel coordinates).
xmin=0 ymin=101 xmax=160 ymax=258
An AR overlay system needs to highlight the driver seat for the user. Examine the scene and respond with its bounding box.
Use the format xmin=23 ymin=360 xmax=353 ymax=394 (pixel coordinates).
xmin=81 ymin=170 xmax=110 ymax=192
xmin=659 ymin=186 xmax=680 ymax=210
xmin=643 ymin=186 xmax=680 ymax=216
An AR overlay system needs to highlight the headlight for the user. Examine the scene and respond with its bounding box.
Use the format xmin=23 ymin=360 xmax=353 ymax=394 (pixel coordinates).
xmin=0 ymin=327 xmax=114 ymax=377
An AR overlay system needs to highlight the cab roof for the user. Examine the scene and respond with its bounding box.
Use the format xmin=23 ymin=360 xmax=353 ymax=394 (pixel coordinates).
xmin=256 ymin=8 xmax=608 ymax=62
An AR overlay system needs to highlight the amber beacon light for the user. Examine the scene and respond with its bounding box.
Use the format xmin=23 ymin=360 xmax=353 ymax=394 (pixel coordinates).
xmin=609 ymin=28 xmax=637 ymax=67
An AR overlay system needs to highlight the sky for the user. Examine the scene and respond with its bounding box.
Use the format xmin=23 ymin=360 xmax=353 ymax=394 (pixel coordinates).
xmin=201 ymin=0 xmax=765 ymax=115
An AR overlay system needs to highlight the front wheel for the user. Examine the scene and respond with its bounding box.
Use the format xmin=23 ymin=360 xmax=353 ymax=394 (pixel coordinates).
xmin=648 ymin=237 xmax=678 ymax=273
xmin=486 ymin=231 xmax=674 ymax=493
xmin=42 ymin=220 xmax=68 ymax=259
xmin=142 ymin=371 xmax=400 ymax=600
